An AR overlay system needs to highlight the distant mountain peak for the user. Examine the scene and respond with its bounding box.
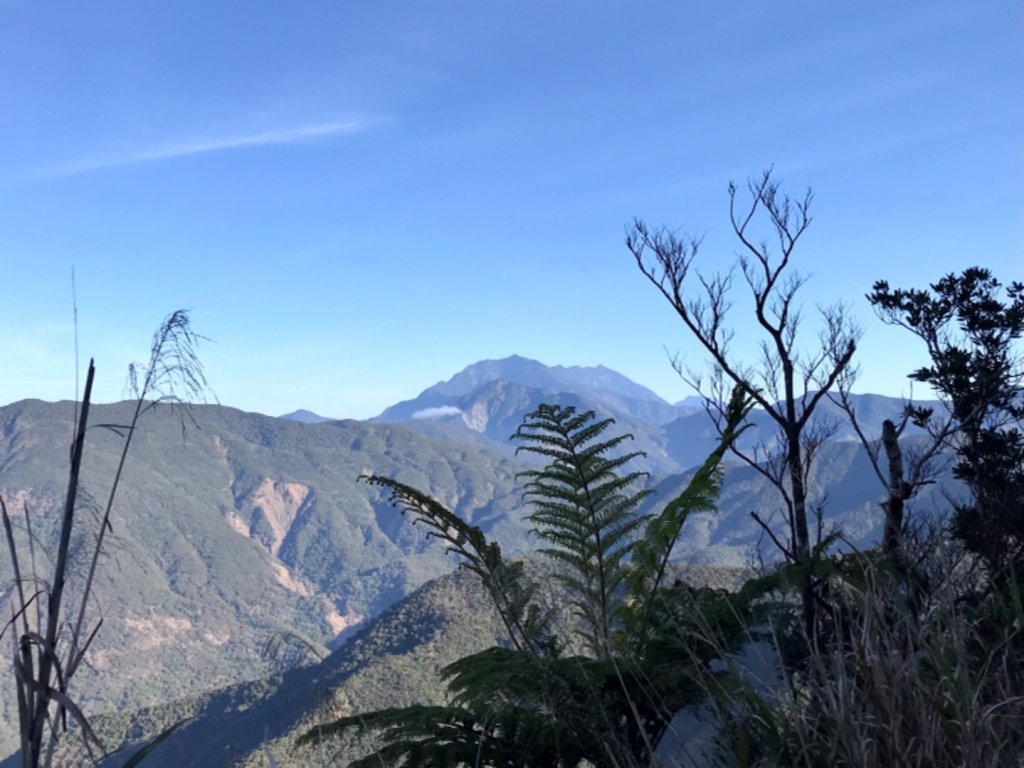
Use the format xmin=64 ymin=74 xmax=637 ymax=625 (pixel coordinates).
xmin=674 ymin=395 xmax=705 ymax=413
xmin=279 ymin=408 xmax=333 ymax=424
xmin=374 ymin=356 xmax=684 ymax=434
xmin=427 ymin=356 xmax=670 ymax=405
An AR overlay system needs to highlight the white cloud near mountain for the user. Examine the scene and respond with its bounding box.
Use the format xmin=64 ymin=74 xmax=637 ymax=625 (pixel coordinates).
xmin=411 ymin=405 xmax=463 ymax=419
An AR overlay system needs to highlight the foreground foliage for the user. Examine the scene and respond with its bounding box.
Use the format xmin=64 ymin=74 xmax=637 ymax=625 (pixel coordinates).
xmin=300 ymin=388 xmax=757 ymax=766
xmin=298 ymin=273 xmax=1023 ymax=768
xmin=869 ymin=267 xmax=1024 ymax=579
xmin=706 ymin=540 xmax=1024 ymax=767
xmin=303 ymin=351 xmax=1024 ymax=767
xmin=1 ymin=312 xmax=206 ymax=767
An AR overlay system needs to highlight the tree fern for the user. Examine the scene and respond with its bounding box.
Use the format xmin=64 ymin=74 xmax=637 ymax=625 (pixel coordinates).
xmin=359 ymin=474 xmax=554 ymax=656
xmin=512 ymin=405 xmax=651 ymax=657
xmin=303 ymin=394 xmax=757 ymax=766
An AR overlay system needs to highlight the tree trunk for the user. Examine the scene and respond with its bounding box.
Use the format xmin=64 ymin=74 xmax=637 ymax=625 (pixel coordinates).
xmin=881 ymin=419 xmax=906 ymax=561
xmin=787 ymin=437 xmax=810 ymax=563
xmin=784 ymin=425 xmax=816 ymax=636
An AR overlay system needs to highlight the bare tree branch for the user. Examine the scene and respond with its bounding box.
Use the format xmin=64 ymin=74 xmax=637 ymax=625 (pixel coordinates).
xmin=629 ymin=169 xmax=861 ymax=634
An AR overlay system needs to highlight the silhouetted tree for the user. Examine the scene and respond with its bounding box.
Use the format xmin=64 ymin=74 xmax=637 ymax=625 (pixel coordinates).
xmin=830 ymin=365 xmax=959 ymax=565
xmin=627 ymin=169 xmax=859 ymax=631
xmin=868 ymin=267 xmax=1024 ymax=580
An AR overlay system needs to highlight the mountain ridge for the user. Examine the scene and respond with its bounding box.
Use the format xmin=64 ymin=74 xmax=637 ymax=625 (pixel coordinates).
xmin=279 ymin=408 xmax=334 ymax=423
xmin=366 ymin=355 xmax=935 ymax=480
xmin=375 ymin=355 xmax=684 ymax=426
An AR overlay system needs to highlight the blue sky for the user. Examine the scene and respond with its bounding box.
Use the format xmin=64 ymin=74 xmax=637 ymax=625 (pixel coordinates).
xmin=0 ymin=2 xmax=1020 ymax=419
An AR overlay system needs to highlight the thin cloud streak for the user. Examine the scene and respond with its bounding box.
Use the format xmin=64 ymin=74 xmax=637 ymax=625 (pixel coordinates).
xmin=40 ymin=120 xmax=369 ymax=178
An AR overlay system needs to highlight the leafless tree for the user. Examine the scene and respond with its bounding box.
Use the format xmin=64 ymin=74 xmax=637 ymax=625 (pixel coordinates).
xmin=829 ymin=373 xmax=956 ymax=563
xmin=626 ymin=169 xmax=859 ymax=629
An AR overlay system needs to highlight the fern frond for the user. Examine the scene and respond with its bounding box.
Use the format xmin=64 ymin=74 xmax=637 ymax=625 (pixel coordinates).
xmin=512 ymin=404 xmax=651 ymax=658
xmin=624 ymin=385 xmax=754 ymax=651
xmin=296 ymin=704 xmax=488 ymax=767
xmin=359 ymin=475 xmax=554 ymax=656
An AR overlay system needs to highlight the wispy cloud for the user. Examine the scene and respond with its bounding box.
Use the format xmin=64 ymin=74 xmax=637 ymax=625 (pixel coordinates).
xmin=39 ymin=119 xmax=368 ymax=178
xmin=412 ymin=405 xmax=463 ymax=420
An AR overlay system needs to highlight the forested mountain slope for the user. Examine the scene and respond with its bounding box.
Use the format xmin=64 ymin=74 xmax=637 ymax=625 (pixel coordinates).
xmin=0 ymin=399 xmax=533 ymax=757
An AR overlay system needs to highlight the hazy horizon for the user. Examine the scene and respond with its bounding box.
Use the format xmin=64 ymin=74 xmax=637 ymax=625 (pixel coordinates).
xmin=1 ymin=2 xmax=1019 ymax=419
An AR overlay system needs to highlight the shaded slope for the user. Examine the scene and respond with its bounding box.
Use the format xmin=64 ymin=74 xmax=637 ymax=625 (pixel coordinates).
xmin=57 ymin=569 xmax=510 ymax=768
xmin=67 ymin=564 xmax=751 ymax=768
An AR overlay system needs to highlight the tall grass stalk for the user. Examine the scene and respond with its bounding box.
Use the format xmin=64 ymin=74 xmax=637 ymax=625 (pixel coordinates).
xmin=1 ymin=311 xmax=207 ymax=767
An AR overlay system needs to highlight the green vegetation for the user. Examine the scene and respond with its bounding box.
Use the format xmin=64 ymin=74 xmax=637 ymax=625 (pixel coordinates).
xmin=514 ymin=403 xmax=652 ymax=657
xmin=299 ymin=388 xmax=756 ymax=766
xmin=67 ymin=566 xmax=513 ymax=768
xmin=711 ymin=541 xmax=1024 ymax=767
xmin=300 ymin=369 xmax=1023 ymax=766
xmin=0 ymin=396 xmax=538 ymax=758
xmin=869 ymin=267 xmax=1024 ymax=579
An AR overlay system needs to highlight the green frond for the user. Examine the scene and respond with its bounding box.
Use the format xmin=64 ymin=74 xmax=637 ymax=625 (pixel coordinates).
xmin=511 ymin=442 xmax=576 ymax=463
xmin=442 ymin=647 xmax=548 ymax=706
xmin=512 ymin=404 xmax=651 ymax=658
xmin=309 ymin=646 xmax=631 ymax=767
xmin=358 ymin=474 xmax=554 ymax=656
xmin=296 ymin=704 xmax=448 ymax=746
xmin=588 ymin=474 xmax=651 ymax=501
xmin=575 ymin=441 xmax=642 ymax=468
xmin=566 ymin=419 xmax=616 ymax=449
xmin=522 ymin=482 xmax=586 ymax=505
xmin=337 ymin=398 xmax=742 ymax=767
xmin=624 ymin=385 xmax=754 ymax=651
xmin=297 ymin=704 xmax=498 ymax=768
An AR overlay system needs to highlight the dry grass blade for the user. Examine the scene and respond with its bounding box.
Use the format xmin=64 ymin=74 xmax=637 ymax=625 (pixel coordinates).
xmin=687 ymin=541 xmax=1024 ymax=768
xmin=1 ymin=311 xmax=209 ymax=768
xmin=70 ymin=311 xmax=210 ymax=664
